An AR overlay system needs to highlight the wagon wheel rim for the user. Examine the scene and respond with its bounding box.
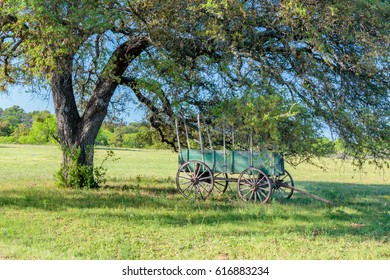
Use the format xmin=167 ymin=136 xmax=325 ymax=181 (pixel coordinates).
xmin=273 ymin=169 xmax=294 ymax=201
xmin=213 ymin=173 xmax=229 ymax=194
xmin=176 ymin=160 xmax=214 ymax=200
xmin=237 ymin=167 xmax=272 ymax=204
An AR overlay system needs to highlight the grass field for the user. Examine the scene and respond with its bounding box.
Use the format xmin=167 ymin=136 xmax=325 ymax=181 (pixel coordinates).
xmin=0 ymin=144 xmax=389 ymax=259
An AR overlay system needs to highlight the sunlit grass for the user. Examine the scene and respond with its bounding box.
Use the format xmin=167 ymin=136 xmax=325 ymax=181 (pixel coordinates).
xmin=0 ymin=144 xmax=389 ymax=259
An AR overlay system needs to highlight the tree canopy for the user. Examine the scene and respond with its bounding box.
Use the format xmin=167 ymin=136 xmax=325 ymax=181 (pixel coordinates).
xmin=1 ymin=0 xmax=389 ymax=186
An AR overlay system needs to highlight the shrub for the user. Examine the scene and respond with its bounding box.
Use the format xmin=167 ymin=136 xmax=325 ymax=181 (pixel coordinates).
xmin=0 ymin=136 xmax=15 ymax=144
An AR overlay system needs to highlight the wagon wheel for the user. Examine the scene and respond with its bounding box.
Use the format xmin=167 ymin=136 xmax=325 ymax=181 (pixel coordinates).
xmin=213 ymin=173 xmax=229 ymax=194
xmin=237 ymin=167 xmax=272 ymax=204
xmin=176 ymin=160 xmax=214 ymax=200
xmin=273 ymin=169 xmax=294 ymax=201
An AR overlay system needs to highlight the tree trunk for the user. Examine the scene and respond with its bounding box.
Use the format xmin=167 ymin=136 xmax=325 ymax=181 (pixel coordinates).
xmin=51 ymin=36 xmax=150 ymax=188
xmin=50 ymin=55 xmax=98 ymax=188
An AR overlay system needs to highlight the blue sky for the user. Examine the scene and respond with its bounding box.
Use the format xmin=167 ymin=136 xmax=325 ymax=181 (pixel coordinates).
xmin=0 ymin=86 xmax=145 ymax=123
xmin=0 ymin=88 xmax=54 ymax=113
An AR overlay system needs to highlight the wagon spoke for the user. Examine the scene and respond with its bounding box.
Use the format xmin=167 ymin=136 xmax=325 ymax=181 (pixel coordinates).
xmin=238 ymin=167 xmax=271 ymax=204
xmin=179 ymin=180 xmax=193 ymax=190
xmin=199 ymin=181 xmax=210 ymax=190
xmin=183 ymin=187 xmax=194 ymax=198
xmin=239 ymin=182 xmax=252 ymax=189
xmin=259 ymin=189 xmax=267 ymax=198
xmin=258 ymin=176 xmax=267 ymax=184
xmin=244 ymin=178 xmax=253 ymax=186
xmin=200 ymin=182 xmax=212 ymax=193
xmin=181 ymin=182 xmax=194 ymax=194
xmin=197 ymin=169 xmax=208 ymax=179
xmin=248 ymin=190 xmax=255 ymax=201
xmin=195 ymin=186 xmax=205 ymax=200
xmin=182 ymin=183 xmax=194 ymax=193
xmin=199 ymin=175 xmax=212 ymax=182
xmin=242 ymin=188 xmax=252 ymax=198
xmin=256 ymin=191 xmax=263 ymax=203
xmin=179 ymin=173 xmax=191 ymax=178
xmin=251 ymin=173 xmax=257 ymax=186
xmin=239 ymin=183 xmax=252 ymax=198
xmin=198 ymin=182 xmax=212 ymax=199
xmin=181 ymin=170 xmax=190 ymax=178
xmin=213 ymin=173 xmax=229 ymax=194
xmin=258 ymin=181 xmax=269 ymax=188
xmin=176 ymin=160 xmax=214 ymax=200
xmin=240 ymin=184 xmax=252 ymax=191
xmin=257 ymin=178 xmax=265 ymax=185
xmin=178 ymin=175 xmax=192 ymax=182
xmin=183 ymin=170 xmax=194 ymax=180
xmin=279 ymin=174 xmax=288 ymax=181
xmin=195 ymin=164 xmax=202 ymax=178
xmin=273 ymin=170 xmax=294 ymax=201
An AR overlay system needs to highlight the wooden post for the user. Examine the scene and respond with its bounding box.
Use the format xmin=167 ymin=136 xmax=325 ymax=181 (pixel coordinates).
xmin=197 ymin=114 xmax=204 ymax=162
xmin=249 ymin=128 xmax=253 ymax=168
xmin=204 ymin=118 xmax=213 ymax=151
xmin=232 ymin=127 xmax=235 ymax=150
xmin=223 ymin=123 xmax=227 ymax=173
xmin=175 ymin=119 xmax=182 ymax=163
xmin=184 ymin=121 xmax=191 ymax=150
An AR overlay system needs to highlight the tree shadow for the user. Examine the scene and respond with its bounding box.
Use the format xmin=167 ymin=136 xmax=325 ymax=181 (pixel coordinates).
xmin=0 ymin=180 xmax=388 ymax=240
xmin=95 ymin=146 xmax=150 ymax=152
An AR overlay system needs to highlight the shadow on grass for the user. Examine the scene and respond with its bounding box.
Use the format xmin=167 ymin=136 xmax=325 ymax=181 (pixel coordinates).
xmin=0 ymin=181 xmax=388 ymax=239
xmin=95 ymin=146 xmax=151 ymax=152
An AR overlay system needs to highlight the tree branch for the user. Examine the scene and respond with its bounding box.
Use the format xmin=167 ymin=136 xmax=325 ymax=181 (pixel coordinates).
xmin=80 ymin=36 xmax=150 ymax=141
xmin=119 ymin=75 xmax=178 ymax=149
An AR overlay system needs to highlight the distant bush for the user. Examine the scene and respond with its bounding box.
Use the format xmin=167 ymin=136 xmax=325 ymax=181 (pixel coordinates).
xmin=313 ymin=138 xmax=335 ymax=156
xmin=95 ymin=123 xmax=167 ymax=149
xmin=0 ymin=136 xmax=15 ymax=144
xmin=95 ymin=129 xmax=113 ymax=146
xmin=122 ymin=133 xmax=138 ymax=148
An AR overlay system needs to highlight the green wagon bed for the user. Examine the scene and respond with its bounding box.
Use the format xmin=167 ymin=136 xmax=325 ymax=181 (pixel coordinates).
xmin=178 ymin=149 xmax=284 ymax=176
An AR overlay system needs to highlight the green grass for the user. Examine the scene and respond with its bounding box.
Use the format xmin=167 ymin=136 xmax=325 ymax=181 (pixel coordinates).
xmin=0 ymin=144 xmax=389 ymax=259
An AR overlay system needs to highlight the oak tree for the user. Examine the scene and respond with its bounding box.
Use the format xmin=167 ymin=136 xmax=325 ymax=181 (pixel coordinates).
xmin=1 ymin=0 xmax=388 ymax=187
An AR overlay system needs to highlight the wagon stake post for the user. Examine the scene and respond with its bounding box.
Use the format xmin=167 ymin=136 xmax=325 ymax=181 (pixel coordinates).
xmin=279 ymin=182 xmax=335 ymax=205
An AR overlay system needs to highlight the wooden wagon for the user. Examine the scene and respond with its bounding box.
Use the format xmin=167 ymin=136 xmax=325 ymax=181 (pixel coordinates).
xmin=174 ymin=116 xmax=294 ymax=204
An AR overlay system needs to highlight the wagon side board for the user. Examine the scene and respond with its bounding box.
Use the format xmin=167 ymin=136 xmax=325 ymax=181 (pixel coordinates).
xmin=178 ymin=149 xmax=285 ymax=176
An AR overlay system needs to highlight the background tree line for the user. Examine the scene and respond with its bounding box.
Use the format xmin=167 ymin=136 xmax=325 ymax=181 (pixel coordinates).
xmin=0 ymin=105 xmax=344 ymax=155
xmin=0 ymin=105 xmax=57 ymax=144
xmin=0 ymin=105 xmax=169 ymax=149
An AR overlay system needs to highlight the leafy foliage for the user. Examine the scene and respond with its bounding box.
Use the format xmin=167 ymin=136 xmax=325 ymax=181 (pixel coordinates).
xmin=55 ymin=147 xmax=96 ymax=188
xmin=55 ymin=147 xmax=118 ymax=188
xmin=1 ymin=0 xmax=389 ymax=176
xmin=0 ymin=106 xmax=58 ymax=144
xmin=96 ymin=122 xmax=171 ymax=149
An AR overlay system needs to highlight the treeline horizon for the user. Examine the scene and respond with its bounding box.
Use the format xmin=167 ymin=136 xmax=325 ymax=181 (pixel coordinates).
xmin=1 ymin=105 xmax=343 ymax=155
xmin=0 ymin=105 xmax=169 ymax=149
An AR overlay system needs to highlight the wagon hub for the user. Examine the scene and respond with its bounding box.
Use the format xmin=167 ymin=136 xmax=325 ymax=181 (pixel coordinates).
xmin=191 ymin=177 xmax=199 ymax=185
